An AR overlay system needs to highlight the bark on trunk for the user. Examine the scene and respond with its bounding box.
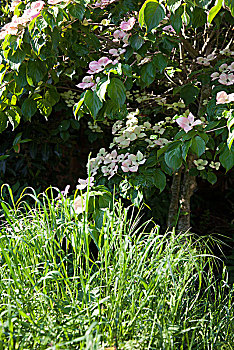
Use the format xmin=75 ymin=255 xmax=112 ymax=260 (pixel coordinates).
xmin=177 ymin=155 xmax=197 ymax=232
xmin=167 ymin=167 xmax=182 ymax=229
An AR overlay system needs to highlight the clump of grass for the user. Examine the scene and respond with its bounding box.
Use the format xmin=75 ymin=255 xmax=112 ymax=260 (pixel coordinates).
xmin=0 ymin=186 xmax=233 ymax=349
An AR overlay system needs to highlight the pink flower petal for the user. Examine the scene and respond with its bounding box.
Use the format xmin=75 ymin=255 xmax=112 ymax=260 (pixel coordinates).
xmin=176 ymin=117 xmax=190 ymax=129
xmin=120 ymin=17 xmax=135 ymax=31
xmin=77 ymin=82 xmax=95 ymax=89
xmin=187 ymin=113 xmax=195 ymax=124
xmin=129 ymin=165 xmax=138 ymax=172
xmin=192 ymin=120 xmax=202 ymax=126
xmin=183 ymin=125 xmax=193 ymax=133
xmin=98 ymin=57 xmax=112 ymax=66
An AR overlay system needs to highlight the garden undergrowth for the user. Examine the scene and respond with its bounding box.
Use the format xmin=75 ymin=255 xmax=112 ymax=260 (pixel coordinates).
xmin=0 ymin=186 xmax=233 ymax=349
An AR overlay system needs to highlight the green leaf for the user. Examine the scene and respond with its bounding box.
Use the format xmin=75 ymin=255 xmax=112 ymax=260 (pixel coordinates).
xmin=154 ymin=53 xmax=168 ymax=73
xmin=45 ymin=88 xmax=60 ymax=106
xmin=59 ymin=120 xmax=70 ymax=131
xmin=219 ymin=146 xmax=234 ymax=172
xmin=154 ymin=168 xmax=166 ymax=192
xmin=191 ymin=7 xmax=207 ymax=28
xmin=84 ymin=90 xmax=103 ymax=119
xmin=73 ymin=97 xmax=84 ymax=120
xmin=180 ymin=84 xmax=200 ymax=105
xmin=60 ymin=131 xmax=70 ymax=142
xmin=97 ymin=79 xmax=109 ymax=101
xmin=37 ymin=99 xmax=52 ymax=117
xmin=21 ymin=98 xmax=37 ymax=120
xmin=141 ymin=62 xmax=156 ymax=86
xmin=170 ymin=7 xmax=183 ymax=34
xmin=68 ymin=3 xmax=85 ymax=20
xmin=225 ymin=0 xmax=234 ymax=16
xmin=27 ymin=60 xmax=47 ymax=85
xmin=107 ymin=78 xmax=126 ymax=108
xmin=129 ymin=34 xmax=144 ymax=50
xmin=139 ymin=0 xmax=166 ymax=32
xmin=191 ymin=136 xmax=206 ymax=157
xmin=227 ymin=111 xmax=234 ymax=149
xmin=42 ymin=10 xmax=56 ymax=30
xmin=208 ymin=0 xmax=223 ymax=23
xmin=145 ymin=154 xmax=158 ymax=167
xmin=181 ymin=140 xmax=192 ymax=160
xmin=164 ymin=146 xmax=182 ymax=170
xmin=130 ymin=188 xmax=143 ymax=208
xmin=7 ymin=109 xmax=21 ymax=130
xmin=99 ymin=192 xmax=112 ymax=208
xmin=0 ymin=155 xmax=9 ymax=161
xmin=7 ymin=49 xmax=26 ymax=70
xmin=70 ymin=119 xmax=80 ymax=130
xmin=0 ymin=112 xmax=8 ymax=133
xmin=207 ymin=172 xmax=217 ymax=185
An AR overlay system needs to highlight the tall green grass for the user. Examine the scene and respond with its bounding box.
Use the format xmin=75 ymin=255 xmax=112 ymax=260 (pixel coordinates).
xmin=0 ymin=186 xmax=233 ymax=349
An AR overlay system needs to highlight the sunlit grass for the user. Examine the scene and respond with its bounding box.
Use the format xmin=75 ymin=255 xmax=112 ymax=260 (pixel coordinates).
xmin=0 ymin=186 xmax=233 ymax=349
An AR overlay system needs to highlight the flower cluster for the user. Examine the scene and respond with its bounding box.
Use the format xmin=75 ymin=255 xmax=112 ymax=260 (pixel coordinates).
xmin=88 ymin=121 xmax=103 ymax=133
xmin=109 ymin=110 xmax=173 ymax=150
xmin=196 ymin=54 xmax=216 ymax=66
xmin=48 ymin=0 xmax=70 ymax=4
xmin=0 ymin=1 xmax=45 ymax=40
xmin=220 ymin=47 xmax=234 ymax=56
xmin=120 ymin=17 xmax=136 ymax=31
xmin=60 ymin=90 xmax=79 ymax=107
xmin=77 ymin=177 xmax=95 ymax=190
xmin=162 ymin=25 xmax=175 ymax=34
xmin=145 ymin=137 xmax=169 ymax=148
xmin=109 ymin=48 xmax=126 ymax=57
xmin=77 ymin=57 xmax=117 ymax=87
xmin=165 ymin=100 xmax=185 ymax=111
xmin=77 ymin=75 xmax=100 ymax=90
xmin=10 ymin=0 xmax=21 ymax=12
xmin=89 ymin=148 xmax=146 ymax=179
xmin=194 ymin=159 xmax=220 ymax=171
xmin=216 ymin=91 xmax=234 ymax=104
xmin=94 ymin=0 xmax=117 ymax=9
xmin=110 ymin=111 xmax=147 ymax=149
xmin=211 ymin=62 xmax=234 ymax=86
xmin=209 ymin=161 xmax=220 ymax=170
xmin=176 ymin=112 xmax=202 ymax=133
xmin=112 ymin=17 xmax=135 ymax=46
xmin=193 ymin=159 xmax=208 ymax=171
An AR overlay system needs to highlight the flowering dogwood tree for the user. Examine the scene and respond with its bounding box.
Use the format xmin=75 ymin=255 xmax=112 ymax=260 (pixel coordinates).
xmin=0 ymin=0 xmax=233 ymax=231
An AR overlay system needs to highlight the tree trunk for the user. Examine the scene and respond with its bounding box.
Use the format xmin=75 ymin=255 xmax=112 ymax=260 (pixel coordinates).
xmin=167 ymin=167 xmax=182 ymax=229
xmin=177 ymin=155 xmax=197 ymax=232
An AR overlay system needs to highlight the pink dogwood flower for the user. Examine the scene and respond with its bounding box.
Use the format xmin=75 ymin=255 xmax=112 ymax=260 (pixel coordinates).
xmin=48 ymin=0 xmax=70 ymax=4
xmin=0 ymin=31 xmax=7 ymax=40
xmin=77 ymin=76 xmax=95 ymax=89
xmin=55 ymin=184 xmax=70 ymax=200
xmin=120 ymin=17 xmax=135 ymax=31
xmin=113 ymin=29 xmax=126 ymax=40
xmin=10 ymin=0 xmax=22 ymax=12
xmin=218 ymin=73 xmax=234 ymax=85
xmin=87 ymin=57 xmax=112 ymax=74
xmin=162 ymin=25 xmax=175 ymax=33
xmin=76 ymin=177 xmax=94 ymax=190
xmin=176 ymin=113 xmax=202 ymax=133
xmin=73 ymin=195 xmax=86 ymax=214
xmin=1 ymin=22 xmax=18 ymax=36
xmin=196 ymin=57 xmax=210 ymax=66
xmin=31 ymin=1 xmax=45 ymax=11
xmin=94 ymin=0 xmax=116 ymax=8
xmin=216 ymin=91 xmax=234 ymax=104
xmin=210 ymin=72 xmax=219 ymax=80
xmin=109 ymin=48 xmax=126 ymax=56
